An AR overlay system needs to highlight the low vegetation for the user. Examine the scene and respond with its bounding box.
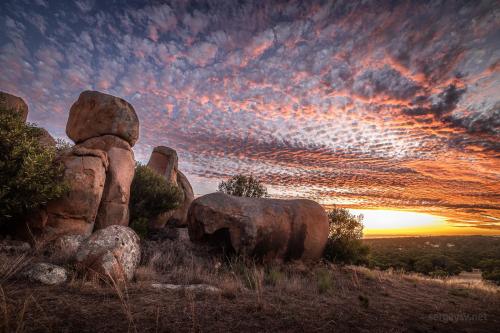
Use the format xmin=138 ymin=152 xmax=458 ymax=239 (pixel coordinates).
xmin=218 ymin=174 xmax=268 ymax=198
xmin=129 ymin=164 xmax=182 ymax=237
xmin=0 ymin=106 xmax=67 ymax=230
xmin=365 ymin=236 xmax=500 ymax=284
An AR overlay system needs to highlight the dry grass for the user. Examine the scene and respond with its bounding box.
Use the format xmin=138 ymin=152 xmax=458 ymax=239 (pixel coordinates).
xmin=0 ymin=237 xmax=498 ymax=332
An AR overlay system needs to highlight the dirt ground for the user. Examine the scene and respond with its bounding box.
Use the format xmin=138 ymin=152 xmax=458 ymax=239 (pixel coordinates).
xmin=1 ymin=264 xmax=499 ymax=333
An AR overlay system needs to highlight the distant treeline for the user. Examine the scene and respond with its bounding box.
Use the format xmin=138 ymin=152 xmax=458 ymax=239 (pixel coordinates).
xmin=363 ymin=236 xmax=500 ymax=284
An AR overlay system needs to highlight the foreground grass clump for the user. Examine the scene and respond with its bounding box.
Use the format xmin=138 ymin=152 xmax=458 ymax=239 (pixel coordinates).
xmin=0 ymin=106 xmax=67 ymax=230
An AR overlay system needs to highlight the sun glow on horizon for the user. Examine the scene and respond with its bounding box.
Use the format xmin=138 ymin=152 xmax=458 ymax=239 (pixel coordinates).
xmin=349 ymin=209 xmax=499 ymax=238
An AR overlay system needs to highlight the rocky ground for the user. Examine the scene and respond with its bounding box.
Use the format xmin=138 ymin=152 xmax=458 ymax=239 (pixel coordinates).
xmin=0 ymin=237 xmax=499 ymax=333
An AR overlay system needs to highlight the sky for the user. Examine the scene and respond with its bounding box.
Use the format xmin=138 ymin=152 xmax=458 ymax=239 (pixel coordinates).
xmin=1 ymin=0 xmax=499 ymax=236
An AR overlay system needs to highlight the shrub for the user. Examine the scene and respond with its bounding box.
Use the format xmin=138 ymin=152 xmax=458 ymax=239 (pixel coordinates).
xmin=323 ymin=207 xmax=369 ymax=265
xmin=129 ymin=163 xmax=182 ymax=237
xmin=0 ymin=106 xmax=67 ymax=229
xmin=218 ymin=174 xmax=268 ymax=198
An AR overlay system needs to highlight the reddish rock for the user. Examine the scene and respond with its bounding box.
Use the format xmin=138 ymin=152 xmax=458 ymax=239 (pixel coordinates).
xmin=66 ymin=90 xmax=139 ymax=146
xmin=0 ymin=91 xmax=28 ymax=122
xmin=187 ymin=193 xmax=329 ymax=262
xmin=79 ymin=135 xmax=135 ymax=229
xmin=146 ymin=146 xmax=195 ymax=228
xmin=26 ymin=147 xmax=108 ymax=242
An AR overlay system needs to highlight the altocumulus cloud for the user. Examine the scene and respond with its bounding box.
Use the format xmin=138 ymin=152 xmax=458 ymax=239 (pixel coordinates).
xmin=0 ymin=0 xmax=499 ymax=229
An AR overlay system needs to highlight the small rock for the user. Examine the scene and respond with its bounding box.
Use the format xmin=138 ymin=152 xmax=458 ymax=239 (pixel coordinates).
xmin=151 ymin=283 xmax=221 ymax=293
xmin=0 ymin=240 xmax=31 ymax=253
xmin=24 ymin=263 xmax=67 ymax=285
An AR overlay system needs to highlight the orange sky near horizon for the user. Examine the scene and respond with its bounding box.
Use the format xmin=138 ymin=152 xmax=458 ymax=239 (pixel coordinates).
xmin=350 ymin=209 xmax=500 ymax=238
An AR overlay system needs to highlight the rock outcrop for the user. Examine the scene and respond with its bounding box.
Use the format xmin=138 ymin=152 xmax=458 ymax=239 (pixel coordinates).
xmin=66 ymin=90 xmax=139 ymax=146
xmin=26 ymin=147 xmax=108 ymax=242
xmin=75 ymin=225 xmax=140 ymax=282
xmin=187 ymin=193 xmax=329 ymax=262
xmin=0 ymin=91 xmax=29 ymax=122
xmin=146 ymin=146 xmax=194 ymax=228
xmin=26 ymin=91 xmax=139 ymax=241
xmin=79 ymin=135 xmax=135 ymax=229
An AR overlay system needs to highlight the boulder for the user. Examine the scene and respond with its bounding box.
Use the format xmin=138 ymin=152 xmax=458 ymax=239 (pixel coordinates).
xmin=25 ymin=146 xmax=108 ymax=242
xmin=146 ymin=146 xmax=178 ymax=185
xmin=79 ymin=135 xmax=135 ymax=229
xmin=169 ymin=170 xmax=194 ymax=227
xmin=66 ymin=90 xmax=139 ymax=146
xmin=23 ymin=263 xmax=68 ymax=285
xmin=187 ymin=193 xmax=329 ymax=262
xmin=146 ymin=146 xmax=194 ymax=228
xmin=37 ymin=128 xmax=57 ymax=148
xmin=0 ymin=91 xmax=28 ymax=122
xmin=75 ymin=225 xmax=140 ymax=282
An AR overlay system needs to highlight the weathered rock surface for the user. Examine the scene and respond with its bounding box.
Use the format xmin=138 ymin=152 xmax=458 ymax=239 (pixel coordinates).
xmin=37 ymin=128 xmax=57 ymax=148
xmin=187 ymin=193 xmax=329 ymax=261
xmin=151 ymin=283 xmax=221 ymax=293
xmin=23 ymin=263 xmax=68 ymax=285
xmin=26 ymin=147 xmax=108 ymax=241
xmin=75 ymin=225 xmax=140 ymax=282
xmin=66 ymin=90 xmax=139 ymax=146
xmin=170 ymin=170 xmax=194 ymax=227
xmin=0 ymin=240 xmax=31 ymax=253
xmin=0 ymin=91 xmax=28 ymax=122
xmin=79 ymin=135 xmax=135 ymax=229
xmin=146 ymin=146 xmax=194 ymax=228
xmin=147 ymin=146 xmax=179 ymax=185
xmin=49 ymin=234 xmax=85 ymax=262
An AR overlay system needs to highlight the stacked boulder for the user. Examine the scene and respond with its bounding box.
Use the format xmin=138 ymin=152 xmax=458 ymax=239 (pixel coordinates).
xmin=146 ymin=146 xmax=194 ymax=229
xmin=26 ymin=91 xmax=139 ymax=242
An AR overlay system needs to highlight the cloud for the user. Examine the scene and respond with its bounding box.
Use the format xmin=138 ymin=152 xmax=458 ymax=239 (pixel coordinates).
xmin=0 ymin=0 xmax=498 ymax=228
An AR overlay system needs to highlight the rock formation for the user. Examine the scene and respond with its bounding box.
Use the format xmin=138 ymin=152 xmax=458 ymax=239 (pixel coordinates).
xmin=26 ymin=147 xmax=108 ymax=241
xmin=78 ymin=135 xmax=135 ymax=229
xmin=146 ymin=146 xmax=194 ymax=228
xmin=24 ymin=90 xmax=139 ymax=241
xmin=75 ymin=225 xmax=141 ymax=282
xmin=0 ymin=91 xmax=28 ymax=122
xmin=187 ymin=193 xmax=329 ymax=262
xmin=66 ymin=90 xmax=139 ymax=146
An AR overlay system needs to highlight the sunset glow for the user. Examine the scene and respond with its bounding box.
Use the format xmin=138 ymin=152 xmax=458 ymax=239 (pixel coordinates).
xmin=1 ymin=0 xmax=499 ymax=236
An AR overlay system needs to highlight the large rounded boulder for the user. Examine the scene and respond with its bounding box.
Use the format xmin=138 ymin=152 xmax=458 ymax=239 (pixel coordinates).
xmin=66 ymin=90 xmax=139 ymax=146
xmin=75 ymin=225 xmax=140 ymax=282
xmin=0 ymin=91 xmax=28 ymax=122
xmin=187 ymin=193 xmax=329 ymax=262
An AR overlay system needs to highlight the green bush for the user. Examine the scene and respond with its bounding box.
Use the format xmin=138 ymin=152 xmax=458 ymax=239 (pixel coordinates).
xmin=0 ymin=107 xmax=67 ymax=228
xmin=323 ymin=207 xmax=369 ymax=265
xmin=129 ymin=163 xmax=182 ymax=237
xmin=218 ymin=174 xmax=268 ymax=198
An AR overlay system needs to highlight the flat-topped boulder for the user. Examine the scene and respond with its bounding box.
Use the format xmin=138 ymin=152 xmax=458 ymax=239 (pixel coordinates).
xmin=187 ymin=193 xmax=329 ymax=262
xmin=0 ymin=91 xmax=29 ymax=122
xmin=66 ymin=90 xmax=139 ymax=146
xmin=146 ymin=146 xmax=194 ymax=228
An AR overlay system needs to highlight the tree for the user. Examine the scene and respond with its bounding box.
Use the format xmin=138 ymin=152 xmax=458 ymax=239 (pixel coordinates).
xmin=129 ymin=163 xmax=182 ymax=237
xmin=0 ymin=106 xmax=67 ymax=229
xmin=218 ymin=174 xmax=268 ymax=198
xmin=323 ymin=207 xmax=369 ymax=264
